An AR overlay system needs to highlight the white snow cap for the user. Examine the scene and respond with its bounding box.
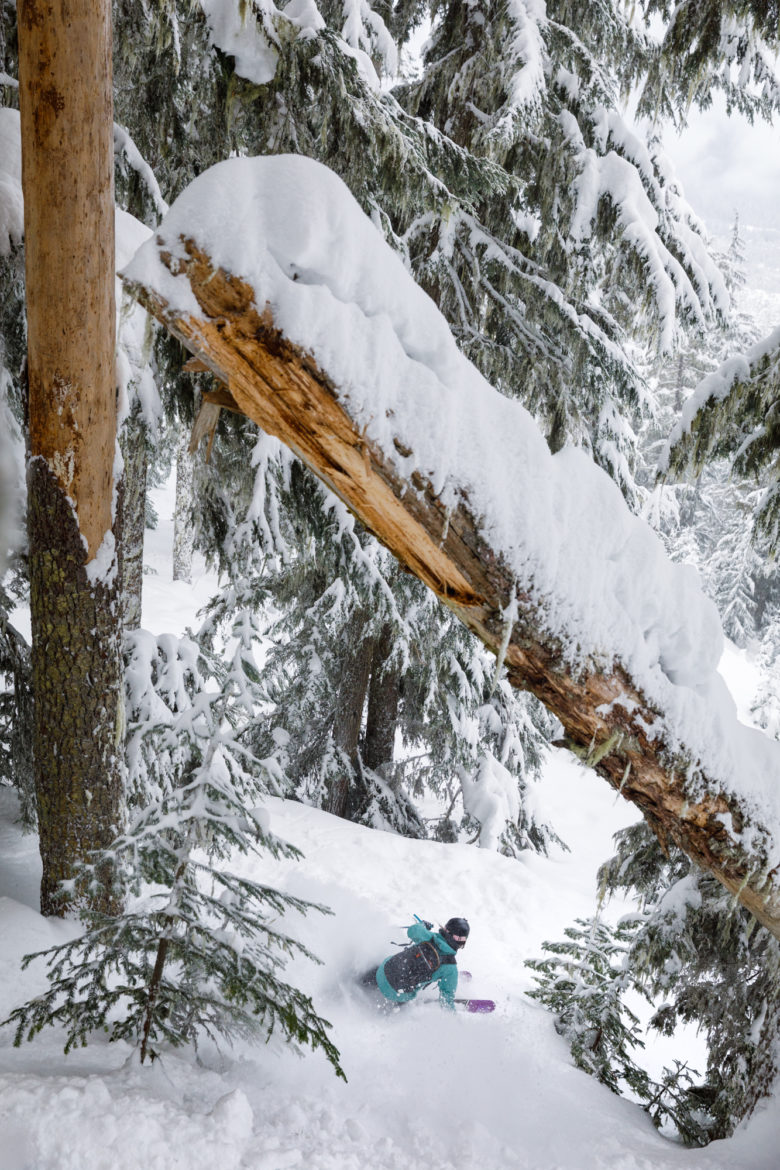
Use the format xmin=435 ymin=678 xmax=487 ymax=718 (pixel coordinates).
xmin=461 ymin=755 xmax=521 ymax=851
xmin=199 ymin=0 xmax=282 ymax=87
xmin=124 ymin=153 xmax=780 ymax=860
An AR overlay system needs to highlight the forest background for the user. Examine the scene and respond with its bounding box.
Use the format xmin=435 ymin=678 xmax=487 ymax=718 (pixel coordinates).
xmin=2 ymin=0 xmax=780 ymax=1154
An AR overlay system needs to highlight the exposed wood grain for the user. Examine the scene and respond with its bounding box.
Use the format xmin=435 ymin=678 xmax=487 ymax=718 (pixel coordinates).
xmin=18 ymin=0 xmax=116 ymax=561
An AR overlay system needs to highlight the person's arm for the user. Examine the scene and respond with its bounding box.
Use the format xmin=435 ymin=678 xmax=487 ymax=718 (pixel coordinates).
xmin=437 ymin=964 xmax=458 ymax=1010
xmin=406 ymin=921 xmax=434 ymax=943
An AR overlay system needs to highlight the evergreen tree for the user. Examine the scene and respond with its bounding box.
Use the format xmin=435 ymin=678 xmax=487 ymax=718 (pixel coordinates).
xmin=638 ymin=0 xmax=780 ymax=125
xmin=526 ymin=913 xmax=651 ymax=1095
xmin=256 ymin=532 xmax=557 ymax=848
xmin=194 ymin=425 xmax=558 ymax=850
xmin=750 ymin=602 xmax=780 ymax=738
xmin=4 ymin=626 xmax=343 ymax=1073
xmin=0 ymin=107 xmax=28 ymax=812
xmin=661 ymin=209 xmax=779 ymax=556
xmin=0 ymin=0 xmax=747 ymax=849
xmin=697 ymin=479 xmax=762 ymax=644
xmin=598 ymin=819 xmax=780 ymax=1141
xmin=596 ymin=199 xmax=780 ymax=1137
xmin=525 ymin=911 xmax=710 ymax=1145
xmin=0 ymin=62 xmax=341 ymax=1071
xmin=640 ymin=212 xmax=764 ymax=644
xmin=396 ymin=0 xmax=733 ymax=499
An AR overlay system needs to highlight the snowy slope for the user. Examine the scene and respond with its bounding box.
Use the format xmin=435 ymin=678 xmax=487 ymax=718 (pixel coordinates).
xmin=1 ymin=487 xmax=779 ymax=1170
xmin=1 ymin=780 xmax=778 ymax=1169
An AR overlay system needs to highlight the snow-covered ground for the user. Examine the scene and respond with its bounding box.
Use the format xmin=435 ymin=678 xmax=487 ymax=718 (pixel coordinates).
xmin=1 ymin=487 xmax=779 ymax=1169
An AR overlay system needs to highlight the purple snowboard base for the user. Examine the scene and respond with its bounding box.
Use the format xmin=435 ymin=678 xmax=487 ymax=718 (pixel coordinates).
xmin=455 ymin=998 xmax=496 ymax=1013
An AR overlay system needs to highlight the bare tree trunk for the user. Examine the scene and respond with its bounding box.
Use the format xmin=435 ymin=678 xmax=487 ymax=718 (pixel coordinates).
xmin=119 ymin=405 xmax=147 ymax=631
xmin=173 ymin=425 xmax=194 ymax=582
xmin=363 ymin=622 xmax=400 ymax=780
xmin=18 ymin=0 xmax=123 ymax=915
xmin=327 ymin=613 xmax=373 ymax=819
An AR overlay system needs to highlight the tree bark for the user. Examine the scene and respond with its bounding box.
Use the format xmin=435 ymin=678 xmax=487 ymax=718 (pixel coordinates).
xmin=18 ymin=0 xmax=123 ymax=915
xmin=328 ymin=612 xmax=373 ymax=818
xmin=363 ymin=623 xmax=400 ymax=780
xmin=119 ymin=404 xmax=147 ymax=630
xmin=126 ymin=239 xmax=780 ymax=941
xmin=173 ymin=425 xmax=194 ymax=582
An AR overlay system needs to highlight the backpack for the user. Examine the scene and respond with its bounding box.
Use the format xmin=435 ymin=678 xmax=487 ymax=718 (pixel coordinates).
xmin=382 ymin=937 xmax=455 ymax=994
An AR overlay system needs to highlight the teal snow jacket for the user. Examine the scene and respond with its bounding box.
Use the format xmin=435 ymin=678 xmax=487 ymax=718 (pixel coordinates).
xmin=375 ymin=922 xmax=458 ymax=1009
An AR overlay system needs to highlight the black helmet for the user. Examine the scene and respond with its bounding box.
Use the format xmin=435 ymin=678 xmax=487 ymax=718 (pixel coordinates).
xmin=441 ymin=917 xmax=470 ymax=949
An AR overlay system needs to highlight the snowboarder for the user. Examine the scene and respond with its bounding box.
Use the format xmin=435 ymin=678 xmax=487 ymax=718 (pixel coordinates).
xmin=360 ymin=916 xmax=470 ymax=1010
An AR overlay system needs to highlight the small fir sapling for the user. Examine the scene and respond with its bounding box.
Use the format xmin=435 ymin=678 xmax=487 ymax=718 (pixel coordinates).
xmin=525 ymin=914 xmax=652 ymax=1095
xmin=599 ymin=819 xmax=780 ymax=1141
xmin=525 ymin=912 xmax=710 ymax=1146
xmin=3 ymin=629 xmax=343 ymax=1076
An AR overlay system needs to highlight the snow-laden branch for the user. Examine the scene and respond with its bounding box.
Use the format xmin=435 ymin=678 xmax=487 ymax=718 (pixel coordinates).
xmin=662 ymin=325 xmax=780 ymax=471
xmin=114 ymin=125 xmax=169 ymax=221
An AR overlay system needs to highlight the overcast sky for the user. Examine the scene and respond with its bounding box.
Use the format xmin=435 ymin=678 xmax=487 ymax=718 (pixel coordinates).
xmin=663 ymin=96 xmax=780 ymax=235
xmin=662 ymin=97 xmax=780 ymax=314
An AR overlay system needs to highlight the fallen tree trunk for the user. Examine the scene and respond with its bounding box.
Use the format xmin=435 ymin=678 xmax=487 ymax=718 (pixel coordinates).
xmin=125 ymin=236 xmax=780 ymax=940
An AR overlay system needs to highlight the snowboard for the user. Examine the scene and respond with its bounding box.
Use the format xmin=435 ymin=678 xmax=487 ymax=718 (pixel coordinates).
xmin=454 ymin=998 xmax=495 ymax=1013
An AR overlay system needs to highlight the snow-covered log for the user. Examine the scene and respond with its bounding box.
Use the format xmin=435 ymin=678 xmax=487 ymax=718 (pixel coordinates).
xmin=123 ymin=155 xmax=780 ymax=940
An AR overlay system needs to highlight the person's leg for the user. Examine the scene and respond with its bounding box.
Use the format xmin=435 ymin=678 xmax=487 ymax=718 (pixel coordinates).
xmin=356 ymin=965 xmax=405 ymax=1012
